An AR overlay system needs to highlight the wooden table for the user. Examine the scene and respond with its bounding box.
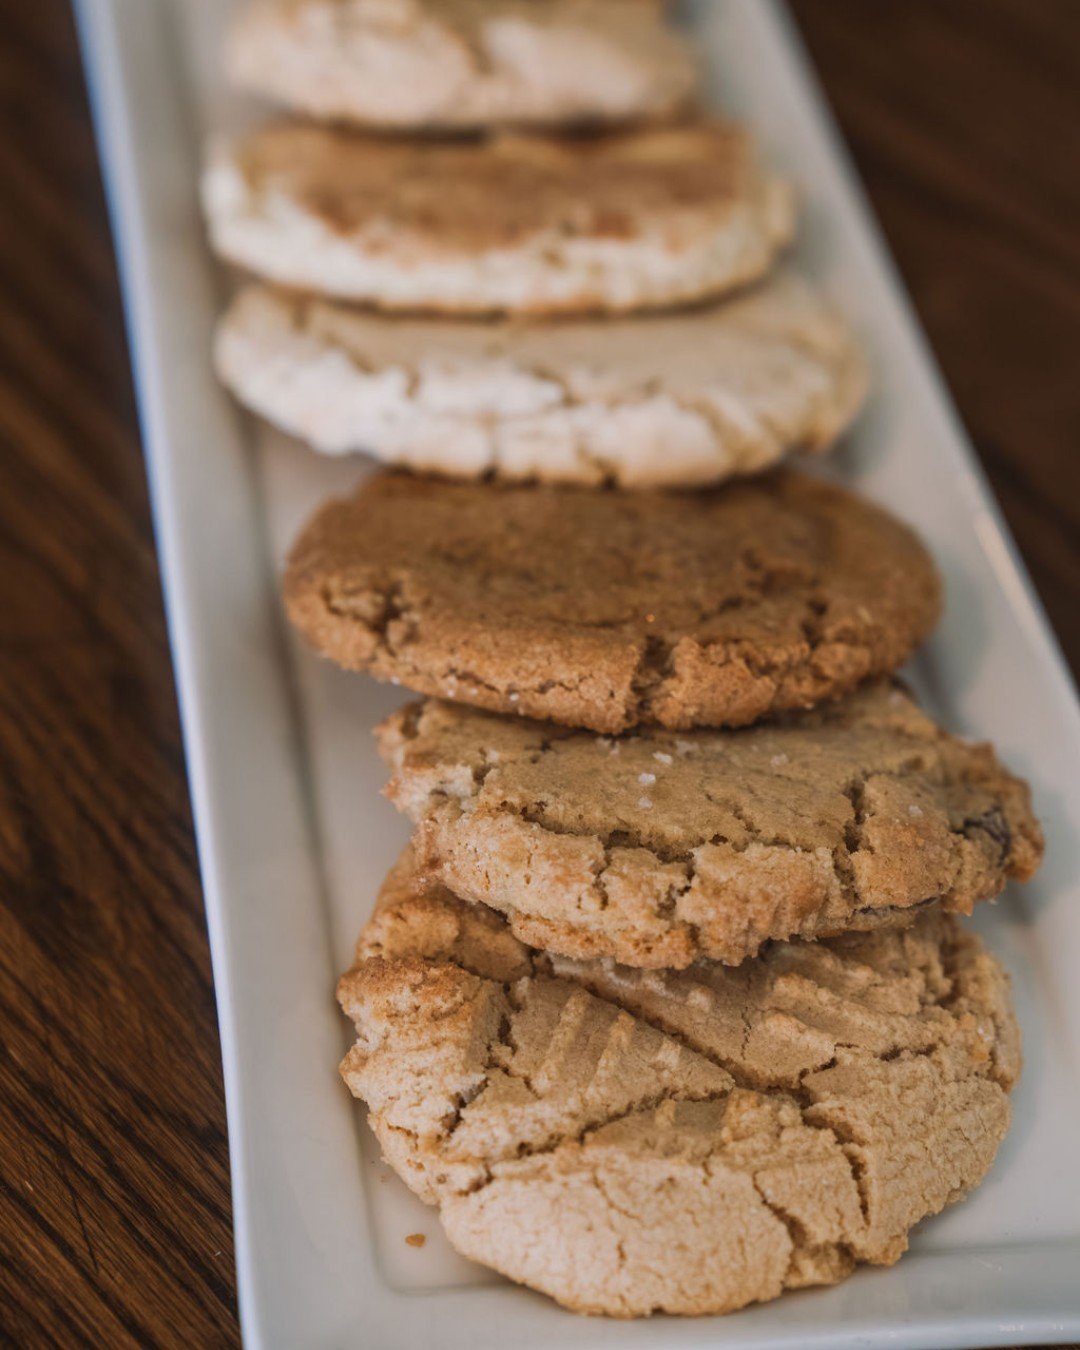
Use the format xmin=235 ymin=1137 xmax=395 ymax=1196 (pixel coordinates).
xmin=0 ymin=2 xmax=1075 ymax=1345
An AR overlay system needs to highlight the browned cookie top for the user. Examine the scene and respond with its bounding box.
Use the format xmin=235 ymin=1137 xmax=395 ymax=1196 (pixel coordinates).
xmin=284 ymin=470 xmax=942 ymax=732
xmin=202 ymin=122 xmax=792 ymax=314
xmin=221 ymin=122 xmax=763 ymax=252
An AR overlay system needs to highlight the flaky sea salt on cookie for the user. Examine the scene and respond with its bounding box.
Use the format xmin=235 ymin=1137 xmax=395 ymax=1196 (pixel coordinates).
xmin=201 ymin=123 xmax=793 ymax=315
xmin=375 ymin=684 xmax=1043 ymax=968
xmin=336 ymin=847 xmax=1022 ymax=1317
xmin=227 ymin=0 xmax=698 ymax=131
xmin=283 ymin=470 xmax=940 ymax=732
xmin=215 ymin=273 xmax=866 ymax=487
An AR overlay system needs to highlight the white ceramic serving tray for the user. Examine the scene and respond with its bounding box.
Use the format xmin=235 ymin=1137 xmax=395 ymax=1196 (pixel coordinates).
xmin=76 ymin=1 xmax=1080 ymax=1346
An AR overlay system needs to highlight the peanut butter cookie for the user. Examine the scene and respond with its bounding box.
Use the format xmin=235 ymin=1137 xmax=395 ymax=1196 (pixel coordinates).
xmin=376 ymin=683 xmax=1042 ymax=967
xmin=337 ymin=847 xmax=1021 ymax=1316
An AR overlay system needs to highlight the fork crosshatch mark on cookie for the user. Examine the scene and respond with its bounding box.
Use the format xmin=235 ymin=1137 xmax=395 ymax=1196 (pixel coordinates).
xmin=336 ymin=848 xmax=1022 ymax=1317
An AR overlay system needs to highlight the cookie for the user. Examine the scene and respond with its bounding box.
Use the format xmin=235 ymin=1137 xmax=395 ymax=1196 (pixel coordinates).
xmin=216 ymin=273 xmax=866 ymax=487
xmin=283 ymin=470 xmax=941 ymax=732
xmin=376 ymin=683 xmax=1043 ymax=968
xmin=337 ymin=846 xmax=1021 ymax=1316
xmin=226 ymin=0 xmax=698 ymax=132
xmin=201 ymin=123 xmax=793 ymax=315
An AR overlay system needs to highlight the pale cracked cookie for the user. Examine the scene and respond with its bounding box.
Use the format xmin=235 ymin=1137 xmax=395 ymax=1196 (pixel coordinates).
xmin=227 ymin=0 xmax=698 ymax=132
xmin=201 ymin=123 xmax=793 ymax=315
xmin=336 ymin=846 xmax=1021 ymax=1317
xmin=376 ymin=683 xmax=1043 ymax=968
xmin=283 ymin=470 xmax=941 ymax=732
xmin=216 ymin=273 xmax=866 ymax=487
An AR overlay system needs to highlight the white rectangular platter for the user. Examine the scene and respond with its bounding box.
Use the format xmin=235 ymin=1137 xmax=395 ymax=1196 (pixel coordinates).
xmin=76 ymin=1 xmax=1080 ymax=1346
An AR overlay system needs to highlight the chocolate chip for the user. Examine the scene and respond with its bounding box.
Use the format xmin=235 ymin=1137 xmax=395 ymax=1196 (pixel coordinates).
xmin=961 ymin=807 xmax=1012 ymax=864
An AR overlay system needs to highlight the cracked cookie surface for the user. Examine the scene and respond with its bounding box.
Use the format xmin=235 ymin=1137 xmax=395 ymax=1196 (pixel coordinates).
xmin=226 ymin=0 xmax=698 ymax=132
xmin=201 ymin=122 xmax=792 ymax=315
xmin=376 ymin=683 xmax=1042 ymax=967
xmin=337 ymin=847 xmax=1020 ymax=1316
xmin=216 ymin=273 xmax=866 ymax=487
xmin=284 ymin=469 xmax=941 ymax=732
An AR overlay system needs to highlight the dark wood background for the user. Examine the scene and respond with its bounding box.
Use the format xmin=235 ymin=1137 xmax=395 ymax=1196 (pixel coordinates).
xmin=0 ymin=1 xmax=1075 ymax=1345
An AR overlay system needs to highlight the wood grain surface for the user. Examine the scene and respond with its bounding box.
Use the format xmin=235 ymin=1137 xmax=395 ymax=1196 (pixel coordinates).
xmin=0 ymin=1 xmax=1075 ymax=1346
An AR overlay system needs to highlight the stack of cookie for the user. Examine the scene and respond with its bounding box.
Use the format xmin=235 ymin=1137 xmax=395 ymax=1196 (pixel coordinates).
xmin=206 ymin=0 xmax=866 ymax=487
xmin=204 ymin=0 xmax=1044 ymax=1320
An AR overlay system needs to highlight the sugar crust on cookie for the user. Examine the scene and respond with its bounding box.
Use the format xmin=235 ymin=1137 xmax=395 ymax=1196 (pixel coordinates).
xmin=227 ymin=0 xmax=699 ymax=131
xmin=215 ymin=274 xmax=866 ymax=486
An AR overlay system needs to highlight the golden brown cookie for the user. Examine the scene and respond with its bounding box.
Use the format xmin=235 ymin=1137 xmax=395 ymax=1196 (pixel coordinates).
xmin=201 ymin=122 xmax=793 ymax=315
xmin=216 ymin=273 xmax=866 ymax=486
xmin=227 ymin=0 xmax=698 ymax=132
xmin=337 ymin=847 xmax=1021 ymax=1317
xmin=376 ymin=683 xmax=1043 ymax=968
xmin=284 ymin=470 xmax=942 ymax=733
